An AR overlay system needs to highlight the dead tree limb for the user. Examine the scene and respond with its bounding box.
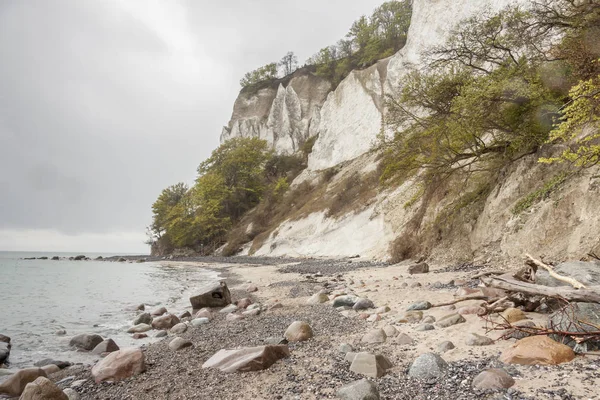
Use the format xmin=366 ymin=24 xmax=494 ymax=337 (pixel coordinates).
xmin=431 ymin=295 xmax=492 ymax=308
xmin=525 ymin=253 xmax=586 ymax=289
xmin=481 ymin=275 xmax=600 ymax=303
xmin=472 ymin=270 xmax=505 ymax=279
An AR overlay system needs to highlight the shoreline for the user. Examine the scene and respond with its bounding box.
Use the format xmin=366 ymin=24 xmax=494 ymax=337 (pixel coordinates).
xmin=3 ymin=258 xmax=600 ymax=399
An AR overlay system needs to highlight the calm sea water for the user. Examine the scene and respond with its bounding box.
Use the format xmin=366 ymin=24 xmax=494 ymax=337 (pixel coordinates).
xmin=0 ymin=251 xmax=218 ymax=368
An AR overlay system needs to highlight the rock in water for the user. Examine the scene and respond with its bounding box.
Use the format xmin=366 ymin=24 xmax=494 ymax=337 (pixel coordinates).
xmin=132 ymin=312 xmax=152 ymax=325
xmin=91 ymin=348 xmax=146 ymax=383
xmin=499 ymin=336 xmax=575 ymax=365
xmin=151 ymin=314 xmax=180 ymax=330
xmin=168 ymin=337 xmax=193 ymax=351
xmin=69 ymin=334 xmax=103 ymax=351
xmin=0 ymin=368 xmax=47 ymax=397
xmin=0 ymin=334 xmax=10 ymax=343
xmin=150 ymin=307 xmax=167 ymax=316
xmin=408 ymin=262 xmax=429 ymax=274
xmin=127 ymin=324 xmax=152 ymax=334
xmin=408 ymin=353 xmax=448 ymax=380
xmin=0 ymin=342 xmax=10 ymax=365
xmin=202 ymin=345 xmax=290 ymax=373
xmin=190 ymin=281 xmax=232 ymax=309
xmin=19 ymin=376 xmax=68 ymax=400
xmin=92 ymin=339 xmax=119 ymax=355
xmin=337 ymin=379 xmax=380 ymax=400
xmin=472 ymin=368 xmax=515 ymax=390
xmin=349 ymin=353 xmax=392 ymax=378
xmin=284 ymin=321 xmax=313 ymax=342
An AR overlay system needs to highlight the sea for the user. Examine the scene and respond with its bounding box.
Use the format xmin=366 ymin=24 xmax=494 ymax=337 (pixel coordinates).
xmin=0 ymin=251 xmax=219 ymax=368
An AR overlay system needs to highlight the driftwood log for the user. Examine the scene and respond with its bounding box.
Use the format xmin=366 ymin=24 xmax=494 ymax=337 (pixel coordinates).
xmin=525 ymin=254 xmax=587 ymax=289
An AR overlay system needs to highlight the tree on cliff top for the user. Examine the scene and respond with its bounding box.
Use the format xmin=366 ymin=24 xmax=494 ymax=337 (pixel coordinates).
xmin=279 ymin=52 xmax=298 ymax=76
xmin=239 ymin=63 xmax=278 ymax=88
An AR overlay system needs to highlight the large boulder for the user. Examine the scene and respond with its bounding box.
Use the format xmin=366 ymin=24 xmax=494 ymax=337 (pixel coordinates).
xmin=499 ymin=336 xmax=575 ymax=365
xmin=284 ymin=321 xmax=313 ymax=342
xmin=408 ymin=353 xmax=448 ymax=380
xmin=202 ymin=345 xmax=290 ymax=373
xmin=91 ymin=347 xmax=146 ymax=383
xmin=337 ymin=379 xmax=380 ymax=400
xmin=408 ymin=262 xmax=429 ymax=274
xmin=549 ymin=302 xmax=600 ymax=352
xmin=92 ymin=339 xmax=120 ymax=355
xmin=151 ymin=314 xmax=180 ymax=330
xmin=19 ymin=376 xmax=68 ymax=400
xmin=0 ymin=368 xmax=47 ymax=397
xmin=537 ymin=261 xmax=600 ymax=287
xmin=190 ymin=281 xmax=232 ymax=309
xmin=69 ymin=334 xmax=103 ymax=351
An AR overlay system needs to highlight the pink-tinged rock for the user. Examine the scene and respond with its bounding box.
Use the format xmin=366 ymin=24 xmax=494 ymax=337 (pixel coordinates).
xmin=91 ymin=348 xmax=146 ymax=383
xmin=132 ymin=333 xmax=148 ymax=339
xmin=458 ymin=306 xmax=486 ymax=315
xmin=472 ymin=368 xmax=515 ymax=389
xmin=226 ymin=313 xmax=244 ymax=322
xmin=499 ymin=336 xmax=575 ymax=365
xmin=194 ymin=309 xmax=212 ymax=319
xmin=202 ymin=345 xmax=290 ymax=373
xmin=151 ymin=314 xmax=180 ymax=330
xmin=367 ymin=314 xmax=381 ymax=322
xmin=92 ymin=339 xmax=119 ymax=355
xmin=246 ymin=284 xmax=258 ymax=293
xmin=284 ymin=321 xmax=313 ymax=342
xmin=19 ymin=376 xmax=68 ymax=400
xmin=358 ymin=313 xmax=370 ymax=320
xmin=236 ymin=298 xmax=253 ymax=309
xmin=150 ymin=307 xmax=167 ymax=316
xmin=0 ymin=368 xmax=47 ymax=397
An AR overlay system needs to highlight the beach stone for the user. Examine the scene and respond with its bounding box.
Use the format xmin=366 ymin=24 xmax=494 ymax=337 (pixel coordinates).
xmin=374 ymin=306 xmax=391 ymax=314
xmin=91 ymin=339 xmax=119 ymax=355
xmin=500 ymin=336 xmax=575 ymax=365
xmin=55 ymin=330 xmax=67 ymax=336
xmin=202 ymin=345 xmax=290 ymax=373
xmin=178 ymin=311 xmax=191 ymax=319
xmin=472 ymin=368 xmax=515 ymax=390
xmin=132 ymin=313 xmax=152 ymax=325
xmin=407 ymin=301 xmax=432 ymax=311
xmin=349 ymin=353 xmax=392 ymax=378
xmin=220 ymin=304 xmax=238 ymax=314
xmin=361 ymin=329 xmax=387 ymax=344
xmin=170 ymin=323 xmax=188 ymax=334
xmin=396 ymin=333 xmax=415 ymax=345
xmin=307 ymin=293 xmax=329 ymax=305
xmin=437 ymin=341 xmax=455 ymax=353
xmin=337 ymin=378 xmax=380 ymax=400
xmin=501 ymin=308 xmax=527 ymax=324
xmin=408 ymin=353 xmax=448 ymax=380
xmin=549 ymin=302 xmax=600 ymax=351
xmin=345 ymin=352 xmax=358 ymax=362
xmin=506 ymin=320 xmax=537 ymax=340
xmin=19 ymin=376 xmax=68 ymax=400
xmin=127 ymin=324 xmax=152 ymax=334
xmin=247 ymin=303 xmax=261 ymax=311
xmin=40 ymin=365 xmax=60 ymax=375
xmin=150 ymin=307 xmax=167 ymax=316
xmin=415 ymin=324 xmax=434 ymax=332
xmin=63 ymin=388 xmax=79 ymax=400
xmin=151 ymin=314 xmax=180 ymax=330
xmin=242 ymin=308 xmax=260 ymax=317
xmin=436 ymin=314 xmax=466 ymax=328
xmin=226 ymin=313 xmax=244 ymax=322
xmin=155 ymin=331 xmax=168 ymax=338
xmin=367 ymin=314 xmax=381 ymax=322
xmin=410 ymin=282 xmax=421 ymax=288
xmin=408 ymin=262 xmax=429 ymax=274
xmin=63 ymin=388 xmax=80 ymax=400
xmin=383 ymin=325 xmax=399 ymax=338
xmin=91 ymin=347 xmax=146 ymax=383
xmin=422 ymin=315 xmax=436 ymax=324
xmin=69 ymin=334 xmax=103 ymax=351
xmin=353 ymin=298 xmax=375 ymax=311
xmin=132 ymin=333 xmax=147 ymax=339
xmin=457 ymin=306 xmax=485 ymax=315
xmin=245 ymin=284 xmax=258 ymax=292
xmin=333 ymin=295 xmax=358 ymax=308
xmin=168 ymin=337 xmax=193 ymax=351
xmin=396 ymin=311 xmax=423 ymax=324
xmin=194 ymin=309 xmax=212 ymax=319
xmin=190 ymin=281 xmax=232 ymax=309
xmin=0 ymin=335 xmax=10 ymax=344
xmin=0 ymin=368 xmax=47 ymax=397
xmin=236 ymin=298 xmax=253 ymax=309
xmin=465 ymin=333 xmax=494 ymax=346
xmin=191 ymin=318 xmax=210 ymax=327
xmin=0 ymin=342 xmax=9 ymax=365
xmin=33 ymin=360 xmax=71 ymax=369
xmin=284 ymin=321 xmax=314 ymax=342
xmin=339 ymin=343 xmax=354 ymax=353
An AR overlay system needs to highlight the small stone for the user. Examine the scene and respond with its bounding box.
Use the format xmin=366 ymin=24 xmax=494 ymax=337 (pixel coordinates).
xmin=151 ymin=314 xmax=180 ymax=330
xmin=170 ymin=323 xmax=188 ymax=334
xmin=337 ymin=378 xmax=380 ymax=400
xmin=243 ymin=308 xmax=261 ymax=317
xmin=132 ymin=333 xmax=147 ymax=339
xmin=501 ymin=308 xmax=527 ymax=324
xmin=191 ymin=318 xmax=210 ymax=327
xmin=341 ymin=310 xmax=359 ymax=318
xmin=422 ymin=315 xmax=436 ymax=324
xmin=407 ymin=301 xmax=432 ymax=311
xmin=132 ymin=313 xmax=152 ymax=325
xmin=55 ymin=330 xmax=67 ymax=336
xmin=284 ymin=321 xmax=313 ymax=342
xmin=226 ymin=313 xmax=244 ymax=322
xmin=436 ymin=313 xmax=466 ymax=328
xmin=33 ymin=360 xmax=71 ymax=369
xmin=367 ymin=314 xmax=381 ymax=322
xmin=396 ymin=333 xmax=414 ymax=345
xmin=465 ymin=333 xmax=494 ymax=346
xmin=178 ymin=311 xmax=192 ymax=319
xmin=63 ymin=388 xmax=80 ymax=400
xmin=189 ymin=281 xmax=232 ymax=309
xmin=264 ymin=337 xmax=288 ymax=345
xmin=194 ymin=309 xmax=212 ymax=319
xmin=383 ymin=325 xmax=399 ymax=338
xmin=168 ymin=337 xmax=193 ymax=351
xmin=353 ymin=298 xmax=375 ymax=311
xmin=236 ymin=298 xmax=253 ymax=309
xmin=408 ymin=262 xmax=429 ymax=274
xmin=472 ymin=368 xmax=515 ymax=390
xmin=506 ymin=320 xmax=537 ymax=340
xmin=374 ymin=306 xmax=391 ymax=314
xmin=219 ymin=304 xmax=238 ymax=314
xmin=307 ymin=293 xmax=329 ymax=305
xmin=150 ymin=307 xmax=167 ymax=316
xmin=127 ymin=324 xmax=152 ymax=334
xmin=396 ymin=311 xmax=423 ymax=324
xmin=155 ymin=331 xmax=168 ymax=338
xmin=91 ymin=339 xmax=119 ymax=355
xmin=333 ymin=295 xmax=358 ymax=308
xmin=361 ymin=329 xmax=387 ymax=344
xmin=245 ymin=284 xmax=258 ymax=292
xmin=408 ymin=353 xmax=448 ymax=380
xmin=350 ymin=353 xmax=392 ymax=378
xmin=339 ymin=343 xmax=354 ymax=353
xmin=410 ymin=282 xmax=421 ymax=288
xmin=437 ymin=341 xmax=455 ymax=353
xmin=457 ymin=306 xmax=486 ymax=315
xmin=415 ymin=324 xmax=435 ymax=332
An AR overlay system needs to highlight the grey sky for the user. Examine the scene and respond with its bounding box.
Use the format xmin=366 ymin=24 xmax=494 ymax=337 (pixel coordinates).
xmin=0 ymin=0 xmax=384 ymax=253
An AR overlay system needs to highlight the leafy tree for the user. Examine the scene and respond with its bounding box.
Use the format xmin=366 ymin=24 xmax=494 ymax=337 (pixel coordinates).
xmin=240 ymin=63 xmax=278 ymax=88
xmin=279 ymin=51 xmax=298 ymax=76
xmin=150 ymin=183 xmax=188 ymax=239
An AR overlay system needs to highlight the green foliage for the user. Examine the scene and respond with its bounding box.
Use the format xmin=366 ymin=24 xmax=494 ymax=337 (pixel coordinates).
xmin=240 ymin=63 xmax=278 ymax=88
xmin=150 ymin=183 xmax=188 ymax=239
xmin=301 ymin=135 xmax=318 ymax=159
xmin=511 ymin=172 xmax=569 ymax=215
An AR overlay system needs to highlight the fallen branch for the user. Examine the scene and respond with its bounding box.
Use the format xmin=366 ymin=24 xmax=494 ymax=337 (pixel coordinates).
xmin=481 ymin=275 xmax=600 ymax=303
xmin=472 ymin=270 xmax=505 ymax=279
xmin=525 ymin=254 xmax=586 ymax=289
xmin=431 ymin=295 xmax=492 ymax=308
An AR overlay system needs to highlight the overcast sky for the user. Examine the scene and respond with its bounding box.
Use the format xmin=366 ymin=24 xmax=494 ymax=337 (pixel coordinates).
xmin=0 ymin=0 xmax=384 ymax=253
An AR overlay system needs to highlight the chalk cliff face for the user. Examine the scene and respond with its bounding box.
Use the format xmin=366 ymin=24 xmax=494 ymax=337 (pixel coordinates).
xmin=221 ymin=0 xmax=600 ymax=263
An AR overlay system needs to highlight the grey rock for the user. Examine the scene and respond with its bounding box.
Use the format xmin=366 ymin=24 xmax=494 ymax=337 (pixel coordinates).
xmin=382 ymin=325 xmax=399 ymax=338
xmin=550 ymin=302 xmax=600 ymax=351
xmin=219 ymin=304 xmax=238 ymax=314
xmin=422 ymin=315 xmax=436 ymax=324
xmin=353 ymin=298 xmax=375 ymax=311
xmin=168 ymin=337 xmax=193 ymax=351
xmin=361 ymin=329 xmax=387 ymax=344
xmin=337 ymin=379 xmax=380 ymax=400
xmin=408 ymin=353 xmax=448 ymax=380
xmin=190 ymin=281 xmax=232 ymax=309
xmin=0 ymin=342 xmax=9 ymax=365
xmin=472 ymin=368 xmax=515 ymax=390
xmin=415 ymin=324 xmax=435 ymax=332
xmin=155 ymin=331 xmax=168 ymax=338
xmin=396 ymin=333 xmax=415 ymax=345
xmin=0 ymin=368 xmax=47 ymax=397
xmin=91 ymin=339 xmax=119 ymax=355
xmin=132 ymin=313 xmax=152 ymax=325
xmin=339 ymin=343 xmax=354 ymax=353
xmin=151 ymin=314 xmax=180 ymax=330
xmin=333 ymin=295 xmax=358 ymax=308
xmin=264 ymin=337 xmax=288 ymax=345
xmin=202 ymin=345 xmax=290 ymax=372
xmin=408 ymin=262 xmax=429 ymax=274
xmin=33 ymin=359 xmax=72 ymax=369
xmin=69 ymin=334 xmax=103 ymax=351
xmin=150 ymin=307 xmax=167 ymax=316
xmin=537 ymin=261 xmax=600 ymax=287
xmin=127 ymin=324 xmax=152 ymax=334
xmin=437 ymin=341 xmax=455 ymax=353
xmin=191 ymin=318 xmax=210 ymax=327
xmin=465 ymin=333 xmax=494 ymax=346
xmin=506 ymin=320 xmax=537 ymax=340
xmin=436 ymin=314 xmax=466 ymax=328
xmin=170 ymin=323 xmax=188 ymax=334
xmin=349 ymin=353 xmax=392 ymax=378
xmin=407 ymin=301 xmax=432 ymax=311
